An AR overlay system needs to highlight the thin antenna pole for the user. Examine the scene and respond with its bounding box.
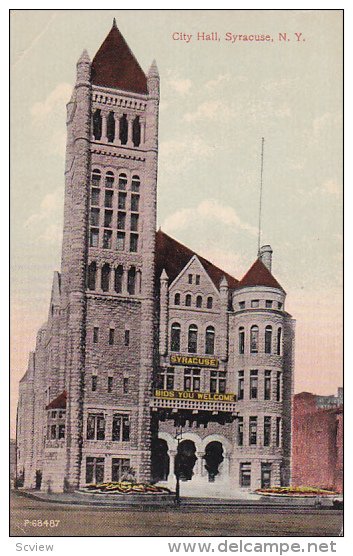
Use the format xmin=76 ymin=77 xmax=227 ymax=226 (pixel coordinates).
xmin=257 ymin=137 xmax=265 ymax=256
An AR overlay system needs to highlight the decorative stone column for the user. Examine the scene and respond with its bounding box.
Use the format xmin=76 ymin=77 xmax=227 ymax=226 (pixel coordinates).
xmin=196 ymin=451 xmax=205 ymax=478
xmin=114 ymin=112 xmax=121 ymax=146
xmin=101 ymin=110 xmax=108 ymax=143
xmin=140 ymin=117 xmax=146 ymax=145
xmin=168 ymin=450 xmax=176 ymax=483
xmin=127 ymin=115 xmax=134 ymax=148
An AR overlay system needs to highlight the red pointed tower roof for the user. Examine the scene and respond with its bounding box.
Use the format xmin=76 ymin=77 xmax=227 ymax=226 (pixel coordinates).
xmin=236 ymin=258 xmax=284 ymax=291
xmin=91 ymin=19 xmax=148 ymax=94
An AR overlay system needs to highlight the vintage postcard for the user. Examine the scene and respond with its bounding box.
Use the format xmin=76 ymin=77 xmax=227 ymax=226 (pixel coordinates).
xmin=10 ymin=9 xmax=343 ymax=541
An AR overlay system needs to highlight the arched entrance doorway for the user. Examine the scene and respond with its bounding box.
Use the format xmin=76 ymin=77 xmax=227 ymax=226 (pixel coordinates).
xmin=203 ymin=441 xmax=224 ymax=482
xmin=151 ymin=438 xmax=170 ymax=483
xmin=175 ymin=440 xmax=197 ymax=481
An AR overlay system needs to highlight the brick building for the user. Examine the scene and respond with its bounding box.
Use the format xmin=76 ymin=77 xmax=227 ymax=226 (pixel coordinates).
xmin=292 ymin=392 xmax=343 ymax=493
xmin=16 ymin=22 xmax=295 ymax=496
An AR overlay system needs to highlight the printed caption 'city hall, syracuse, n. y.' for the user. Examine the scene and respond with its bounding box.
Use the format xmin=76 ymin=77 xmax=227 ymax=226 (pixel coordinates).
xmin=16 ymin=21 xmax=295 ymax=497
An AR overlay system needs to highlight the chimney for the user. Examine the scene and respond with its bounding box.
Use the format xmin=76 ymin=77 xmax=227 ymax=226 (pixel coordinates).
xmin=259 ymin=245 xmax=273 ymax=272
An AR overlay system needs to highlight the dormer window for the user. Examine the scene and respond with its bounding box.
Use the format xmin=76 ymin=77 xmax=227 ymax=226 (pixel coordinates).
xmin=174 ymin=293 xmax=180 ymax=306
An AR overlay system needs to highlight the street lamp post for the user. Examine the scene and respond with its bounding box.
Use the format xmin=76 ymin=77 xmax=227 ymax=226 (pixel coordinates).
xmin=174 ymin=425 xmax=183 ymax=506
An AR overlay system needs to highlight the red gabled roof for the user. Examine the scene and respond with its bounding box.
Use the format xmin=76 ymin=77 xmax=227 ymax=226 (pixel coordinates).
xmin=236 ymin=258 xmax=284 ymax=291
xmin=46 ymin=391 xmax=67 ymax=410
xmin=91 ymin=21 xmax=148 ymax=94
xmin=155 ymin=230 xmax=239 ymax=290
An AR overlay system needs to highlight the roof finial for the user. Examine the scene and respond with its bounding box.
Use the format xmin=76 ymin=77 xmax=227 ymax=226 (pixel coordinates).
xmin=112 ymin=17 xmax=117 ymax=28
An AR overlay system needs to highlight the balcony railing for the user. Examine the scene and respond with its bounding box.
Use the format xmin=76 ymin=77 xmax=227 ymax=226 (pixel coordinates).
xmin=150 ymin=389 xmax=237 ymax=413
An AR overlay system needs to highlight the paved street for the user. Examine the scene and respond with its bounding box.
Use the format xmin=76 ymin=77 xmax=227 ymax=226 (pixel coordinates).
xmin=10 ymin=492 xmax=342 ymax=537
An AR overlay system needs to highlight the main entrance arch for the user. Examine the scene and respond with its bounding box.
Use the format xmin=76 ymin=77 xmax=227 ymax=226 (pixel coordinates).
xmin=203 ymin=441 xmax=224 ymax=482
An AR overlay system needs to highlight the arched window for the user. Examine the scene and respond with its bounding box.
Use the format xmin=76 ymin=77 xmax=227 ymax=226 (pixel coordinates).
xmin=132 ymin=116 xmax=141 ymax=147
xmin=205 ymin=326 xmax=215 ymax=355
xmin=101 ymin=263 xmax=110 ymax=292
xmin=119 ymin=114 xmax=128 ymax=145
xmin=118 ymin=173 xmax=127 ymax=191
xmin=196 ymin=295 xmax=202 ymax=308
xmin=185 ymin=294 xmax=192 ymax=307
xmin=277 ymin=327 xmax=282 ymax=355
xmin=107 ymin=111 xmax=115 ymax=143
xmin=250 ymin=325 xmax=259 ymax=353
xmin=114 ymin=265 xmax=123 ymax=294
xmin=131 ymin=175 xmax=140 ymax=192
xmin=239 ymin=327 xmax=245 ymax=354
xmin=188 ymin=325 xmax=198 ymax=354
xmin=105 ymin=171 xmax=114 ymax=188
xmin=265 ymin=325 xmax=272 ymax=354
xmin=174 ymin=293 xmax=180 ymax=305
xmin=87 ymin=262 xmax=97 ymax=291
xmin=207 ymin=296 xmax=213 ymax=309
xmin=91 ymin=169 xmax=101 ymax=187
xmin=170 ymin=323 xmax=181 ymax=352
xmin=93 ymin=109 xmax=102 ymax=140
xmin=127 ymin=266 xmax=136 ymax=295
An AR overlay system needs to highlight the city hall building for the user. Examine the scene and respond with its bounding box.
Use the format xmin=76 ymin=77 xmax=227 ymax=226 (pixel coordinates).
xmin=16 ymin=22 xmax=295 ymax=496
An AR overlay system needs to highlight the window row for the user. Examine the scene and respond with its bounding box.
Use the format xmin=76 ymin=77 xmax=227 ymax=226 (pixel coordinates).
xmin=91 ymin=326 xmax=130 ymax=346
xmin=91 ymin=169 xmax=141 ymax=192
xmin=156 ymin=367 xmax=227 ymax=394
xmin=170 ymin=323 xmax=215 ymax=354
xmin=238 ymin=325 xmax=282 ymax=355
xmin=46 ymin=409 xmax=66 ymax=441
xmin=173 ymin=293 xmax=213 ymax=309
xmin=90 ymin=209 xmax=139 ymax=231
xmin=90 ymin=228 xmax=139 ymax=252
xmin=86 ymin=413 xmax=130 ymax=442
xmin=238 ymin=299 xmax=283 ymax=311
xmin=91 ymin=375 xmax=130 ymax=394
xmin=236 ymin=416 xmax=282 ymax=448
xmin=91 ymin=190 xmax=140 ymax=212
xmin=87 ymin=262 xmax=140 ymax=295
xmin=237 ymin=369 xmax=282 ymax=402
xmin=86 ymin=457 xmax=132 ymax=484
xmin=240 ymin=461 xmax=275 ymax=489
xmin=92 ymin=110 xmax=142 ymax=147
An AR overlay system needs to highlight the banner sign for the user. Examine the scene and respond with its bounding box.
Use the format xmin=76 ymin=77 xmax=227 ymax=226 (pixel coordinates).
xmin=170 ymin=355 xmax=219 ymax=368
xmin=154 ymin=389 xmax=236 ymax=403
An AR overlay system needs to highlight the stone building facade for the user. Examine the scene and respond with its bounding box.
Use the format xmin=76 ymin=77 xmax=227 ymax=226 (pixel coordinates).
xmin=16 ymin=22 xmax=295 ymax=497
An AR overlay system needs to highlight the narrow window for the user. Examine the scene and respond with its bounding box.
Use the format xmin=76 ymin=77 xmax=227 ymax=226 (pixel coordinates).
xmin=124 ymin=330 xmax=130 ymax=346
xmin=131 ymin=194 xmax=140 ymax=212
xmin=276 ymin=417 xmax=281 ymax=447
xmin=104 ymin=210 xmax=113 ymax=228
xmin=117 ymin=232 xmax=125 ymax=251
xmin=238 ymin=371 xmax=244 ymax=400
xmin=239 ymin=327 xmax=245 ymax=354
xmin=119 ymin=114 xmax=128 ymax=145
xmin=266 ymin=300 xmax=273 ymax=308
xmin=249 ymin=417 xmax=257 ymax=445
xmin=170 ymin=323 xmax=181 ymax=352
xmin=50 ymin=424 xmax=56 ymax=440
xmin=114 ymin=265 xmax=123 ymax=293
xmin=131 ymin=175 xmax=140 ymax=192
xmin=93 ymin=327 xmax=99 ymax=343
xmin=157 ymin=367 xmax=175 ymax=390
xmin=91 ymin=188 xmax=100 ymax=206
xmin=118 ymin=173 xmax=128 ymax=191
xmin=90 ymin=208 xmax=100 ymax=227
xmin=250 ymin=370 xmax=258 ymax=399
xmin=91 ymin=375 xmax=97 ymax=391
xmin=87 ymin=262 xmax=97 ymax=291
xmin=107 ymin=112 xmax=115 ymax=143
xmin=264 ymin=370 xmax=271 ymax=400
xmin=130 ymin=233 xmax=138 ymax=253
xmin=265 ymin=325 xmax=272 ymax=354
xmin=185 ymin=294 xmax=192 ymax=307
xmin=196 ymin=295 xmax=202 ymax=308
xmin=239 ymin=301 xmax=245 ymax=310
xmin=184 ymin=368 xmax=201 ymax=392
xmin=109 ymin=328 xmax=115 ymax=345
xmin=210 ymin=370 xmax=226 ymax=393
xmin=90 ymin=229 xmax=99 ymax=248
xmin=277 ymin=327 xmax=282 ymax=355
xmin=117 ymin=212 xmax=126 ymax=230
xmin=264 ymin=416 xmax=271 ymax=446
xmin=240 ymin=463 xmax=251 ymax=487
xmin=123 ymin=377 xmax=129 ymax=393
xmin=105 ymin=171 xmax=114 ymax=188
xmin=107 ymin=376 xmax=113 ymax=393
xmin=276 ymin=371 xmax=282 ymax=401
xmin=130 ymin=214 xmax=139 ymax=232
xmin=91 ymin=169 xmax=101 ymax=187
xmin=205 ymin=326 xmax=215 ymax=355
xmin=188 ymin=324 xmax=198 ymax=353
xmin=132 ymin=116 xmax=141 ymax=147
xmin=104 ymin=190 xmax=113 ymax=208
xmin=103 ymin=230 xmax=112 ymax=249
xmin=58 ymin=424 xmax=65 ymax=439
xmin=195 ymin=275 xmax=200 ymax=285
xmin=127 ymin=267 xmax=136 ymax=295
xmin=174 ymin=293 xmax=180 ymax=305
xmin=237 ymin=417 xmax=244 ymax=446
xmin=188 ymin=274 xmax=193 ymax=284
xmin=250 ymin=326 xmax=259 ymax=353
xmin=93 ymin=110 xmax=102 ymax=140
xmin=207 ymin=296 xmax=213 ymax=309
xmin=118 ymin=192 xmax=127 ymax=210
xmin=101 ymin=263 xmax=110 ymax=291
xmin=277 ymin=302 xmax=283 ymax=310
